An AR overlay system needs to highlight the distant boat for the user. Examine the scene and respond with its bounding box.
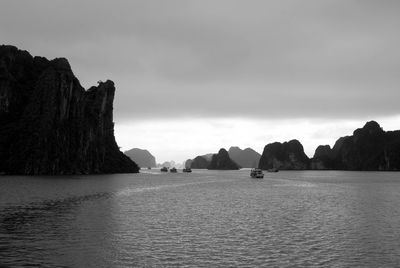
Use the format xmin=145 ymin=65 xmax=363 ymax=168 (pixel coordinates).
xmin=170 ymin=167 xmax=177 ymax=173
xmin=147 ymin=167 xmax=151 ymax=170
xmin=182 ymin=168 xmax=192 ymax=173
xmin=250 ymin=168 xmax=264 ymax=178
xmin=267 ymin=168 xmax=279 ymax=173
xmin=160 ymin=167 xmax=168 ymax=172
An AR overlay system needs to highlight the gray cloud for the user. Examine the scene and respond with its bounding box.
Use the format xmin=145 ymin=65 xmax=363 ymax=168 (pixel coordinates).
xmin=1 ymin=0 xmax=400 ymax=120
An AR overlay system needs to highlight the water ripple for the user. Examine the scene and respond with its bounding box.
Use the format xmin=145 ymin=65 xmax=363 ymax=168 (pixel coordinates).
xmin=1 ymin=171 xmax=400 ymax=267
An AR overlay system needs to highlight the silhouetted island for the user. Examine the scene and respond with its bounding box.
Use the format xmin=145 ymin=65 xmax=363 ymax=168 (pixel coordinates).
xmin=188 ymin=156 xmax=210 ymax=169
xmin=0 ymin=45 xmax=139 ymax=175
xmin=185 ymin=153 xmax=212 ymax=169
xmin=311 ymin=121 xmax=400 ymax=170
xmin=258 ymin=139 xmax=310 ymax=170
xmin=208 ymin=148 xmax=240 ymax=170
xmin=258 ymin=121 xmax=400 ymax=171
xmin=228 ymin=146 xmax=260 ymax=168
xmin=124 ymin=148 xmax=156 ymax=168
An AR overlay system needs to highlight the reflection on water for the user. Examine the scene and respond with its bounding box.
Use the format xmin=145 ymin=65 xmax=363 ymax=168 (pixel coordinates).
xmin=1 ymin=170 xmax=400 ymax=267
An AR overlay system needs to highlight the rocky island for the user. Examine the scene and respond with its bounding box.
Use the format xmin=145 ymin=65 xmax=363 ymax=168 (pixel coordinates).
xmin=0 ymin=45 xmax=139 ymax=175
xmin=311 ymin=121 xmax=400 ymax=170
xmin=208 ymin=148 xmax=240 ymax=170
xmin=258 ymin=121 xmax=400 ymax=171
xmin=124 ymin=148 xmax=156 ymax=168
xmin=258 ymin=139 xmax=310 ymax=170
xmin=228 ymin=146 xmax=260 ymax=168
xmin=189 ymin=156 xmax=210 ymax=169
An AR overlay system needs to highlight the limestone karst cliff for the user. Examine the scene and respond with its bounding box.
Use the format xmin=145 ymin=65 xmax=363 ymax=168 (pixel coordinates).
xmin=189 ymin=156 xmax=210 ymax=169
xmin=310 ymin=145 xmax=333 ymax=170
xmin=228 ymin=146 xmax=260 ymax=168
xmin=208 ymin=148 xmax=240 ymax=170
xmin=0 ymin=45 xmax=139 ymax=174
xmin=258 ymin=139 xmax=310 ymax=170
xmin=124 ymin=148 xmax=156 ymax=168
xmin=311 ymin=121 xmax=400 ymax=170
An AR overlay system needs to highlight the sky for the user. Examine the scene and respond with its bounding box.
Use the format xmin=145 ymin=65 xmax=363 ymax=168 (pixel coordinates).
xmin=1 ymin=0 xmax=400 ymax=163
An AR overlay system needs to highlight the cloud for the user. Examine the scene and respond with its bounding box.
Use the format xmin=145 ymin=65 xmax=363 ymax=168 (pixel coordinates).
xmin=1 ymin=0 xmax=400 ymax=121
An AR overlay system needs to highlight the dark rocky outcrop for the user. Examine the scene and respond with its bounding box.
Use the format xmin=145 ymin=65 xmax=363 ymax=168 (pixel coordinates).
xmin=186 ymin=153 xmax=213 ymax=169
xmin=310 ymin=145 xmax=333 ymax=170
xmin=124 ymin=148 xmax=156 ymax=168
xmin=258 ymin=139 xmax=310 ymax=170
xmin=189 ymin=156 xmax=210 ymax=169
xmin=311 ymin=121 xmax=400 ymax=170
xmin=228 ymin=146 xmax=260 ymax=168
xmin=0 ymin=45 xmax=139 ymax=175
xmin=208 ymin=148 xmax=240 ymax=170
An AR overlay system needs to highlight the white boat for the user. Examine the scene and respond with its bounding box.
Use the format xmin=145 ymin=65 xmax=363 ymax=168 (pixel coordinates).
xmin=250 ymin=168 xmax=264 ymax=178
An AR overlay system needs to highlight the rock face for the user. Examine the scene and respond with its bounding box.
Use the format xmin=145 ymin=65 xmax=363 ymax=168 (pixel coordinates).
xmin=258 ymin=139 xmax=310 ymax=170
xmin=124 ymin=148 xmax=156 ymax=168
xmin=228 ymin=146 xmax=261 ymax=168
xmin=0 ymin=45 xmax=139 ymax=175
xmin=310 ymin=145 xmax=333 ymax=170
xmin=208 ymin=148 xmax=240 ymax=170
xmin=184 ymin=159 xmax=193 ymax=168
xmin=189 ymin=156 xmax=210 ymax=169
xmin=311 ymin=121 xmax=400 ymax=170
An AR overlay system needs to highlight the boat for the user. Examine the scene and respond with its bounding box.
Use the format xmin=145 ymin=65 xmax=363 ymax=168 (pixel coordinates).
xmin=170 ymin=167 xmax=177 ymax=173
xmin=182 ymin=168 xmax=192 ymax=173
xmin=147 ymin=167 xmax=151 ymax=170
xmin=267 ymin=168 xmax=279 ymax=172
xmin=250 ymin=168 xmax=264 ymax=178
xmin=160 ymin=167 xmax=168 ymax=172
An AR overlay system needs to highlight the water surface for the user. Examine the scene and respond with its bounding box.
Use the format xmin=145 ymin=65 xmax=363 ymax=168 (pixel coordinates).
xmin=1 ymin=170 xmax=400 ymax=267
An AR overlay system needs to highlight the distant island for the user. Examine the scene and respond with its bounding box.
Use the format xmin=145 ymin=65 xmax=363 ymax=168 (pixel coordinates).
xmin=184 ymin=121 xmax=400 ymax=171
xmin=0 ymin=45 xmax=139 ymax=175
xmin=228 ymin=146 xmax=260 ymax=168
xmin=186 ymin=154 xmax=213 ymax=169
xmin=259 ymin=121 xmax=400 ymax=171
xmin=258 ymin=139 xmax=309 ymax=170
xmin=208 ymin=148 xmax=240 ymax=170
xmin=186 ymin=148 xmax=240 ymax=170
xmin=124 ymin=148 xmax=156 ymax=168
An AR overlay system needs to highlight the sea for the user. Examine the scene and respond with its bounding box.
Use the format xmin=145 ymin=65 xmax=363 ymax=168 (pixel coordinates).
xmin=1 ymin=170 xmax=400 ymax=267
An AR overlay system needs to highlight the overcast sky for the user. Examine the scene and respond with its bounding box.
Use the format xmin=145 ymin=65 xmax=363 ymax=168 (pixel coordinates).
xmin=2 ymin=1 xmax=400 ymax=162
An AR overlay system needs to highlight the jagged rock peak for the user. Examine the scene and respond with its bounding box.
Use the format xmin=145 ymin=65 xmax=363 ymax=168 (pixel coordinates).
xmin=364 ymin=120 xmax=382 ymax=130
xmin=313 ymin=145 xmax=331 ymax=159
xmin=353 ymin=120 xmax=384 ymax=136
xmin=218 ymin=148 xmax=229 ymax=157
xmin=50 ymin=58 xmax=72 ymax=72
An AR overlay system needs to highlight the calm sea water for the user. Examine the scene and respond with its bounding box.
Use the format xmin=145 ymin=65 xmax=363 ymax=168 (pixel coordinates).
xmin=1 ymin=170 xmax=400 ymax=267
